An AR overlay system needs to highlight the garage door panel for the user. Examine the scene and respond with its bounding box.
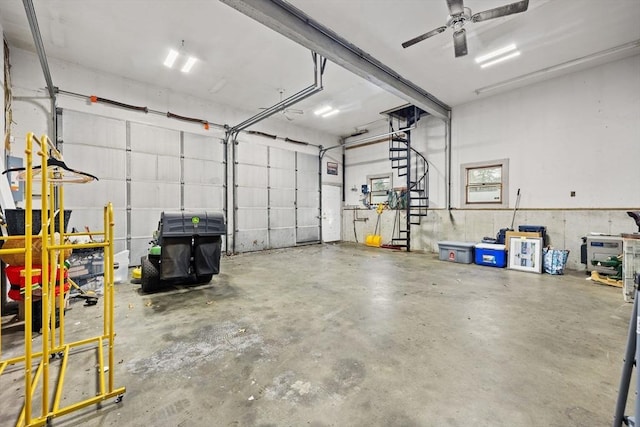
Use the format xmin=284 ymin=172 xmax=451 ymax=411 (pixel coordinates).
xmin=235 ymin=230 xmax=268 ymax=252
xmin=237 ymin=187 xmax=267 ymax=208
xmin=269 ymin=189 xmax=295 ymax=207
xmin=130 ymin=123 xmax=180 ymax=155
xmin=296 ymin=191 xmax=319 ymax=209
xmin=295 ymin=153 xmax=319 ymax=244
xmin=130 ymin=152 xmax=156 ymax=181
xmin=65 ymin=179 xmax=126 ymax=208
xmin=129 ymin=153 xmax=180 ymax=182
xmin=130 ymin=182 xmax=181 ymax=209
xmin=269 ymin=228 xmax=295 ymax=248
xmin=67 ymin=207 xmax=125 ymax=237
xmin=237 ymin=164 xmax=267 ymax=187
xmin=237 ymin=143 xmax=267 ymax=165
xmin=157 ymin=155 xmax=180 ymax=181
xmin=131 ymin=237 xmax=152 ymax=267
xmin=297 ymin=153 xmax=318 ymax=171
xmin=184 ymin=185 xmax=224 ymax=210
xmin=130 ymin=209 xmax=162 ymax=238
xmin=269 ymin=147 xmax=295 ymax=169
xmin=297 ymin=208 xmax=319 ymax=227
xmin=269 ymin=208 xmax=295 ymax=228
xmin=297 ymin=227 xmax=319 ymax=243
xmin=64 ymin=145 xmax=126 ymax=180
xmin=238 ymin=208 xmax=268 ymax=229
xmin=184 ymin=133 xmax=224 ymax=162
xmin=184 ymin=159 xmax=224 ymax=185
xmin=269 ymin=168 xmax=295 ymax=189
xmin=296 ymin=171 xmax=318 ymax=191
xmin=64 ymin=111 xmax=126 ymax=149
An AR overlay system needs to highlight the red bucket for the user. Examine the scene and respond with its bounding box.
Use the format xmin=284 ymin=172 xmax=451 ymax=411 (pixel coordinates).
xmin=6 ymin=265 xmax=70 ymax=301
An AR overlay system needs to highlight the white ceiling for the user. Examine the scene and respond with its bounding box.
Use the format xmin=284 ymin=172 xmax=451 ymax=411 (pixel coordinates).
xmin=1 ymin=0 xmax=639 ymax=137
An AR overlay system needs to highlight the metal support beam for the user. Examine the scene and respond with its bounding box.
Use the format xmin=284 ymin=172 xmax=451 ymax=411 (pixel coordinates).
xmin=220 ymin=0 xmax=451 ymax=122
xmin=23 ymin=0 xmax=55 ymax=98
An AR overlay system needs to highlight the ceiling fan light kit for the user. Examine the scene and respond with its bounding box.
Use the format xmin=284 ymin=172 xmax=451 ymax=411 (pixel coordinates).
xmin=260 ymin=89 xmax=305 ymax=121
xmin=401 ymin=0 xmax=529 ymax=57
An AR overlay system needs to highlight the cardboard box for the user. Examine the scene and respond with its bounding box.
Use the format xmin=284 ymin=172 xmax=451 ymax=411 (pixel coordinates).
xmin=505 ymin=231 xmax=542 ymax=251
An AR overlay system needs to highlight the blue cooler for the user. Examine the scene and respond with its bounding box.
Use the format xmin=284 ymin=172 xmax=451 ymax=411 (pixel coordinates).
xmin=474 ymin=243 xmax=507 ymax=268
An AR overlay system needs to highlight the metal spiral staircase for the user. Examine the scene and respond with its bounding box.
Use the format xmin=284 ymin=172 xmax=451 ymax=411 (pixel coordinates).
xmin=387 ymin=106 xmax=429 ymax=251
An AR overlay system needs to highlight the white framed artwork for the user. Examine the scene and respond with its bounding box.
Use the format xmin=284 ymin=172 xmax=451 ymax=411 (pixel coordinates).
xmin=508 ymin=237 xmax=543 ymax=274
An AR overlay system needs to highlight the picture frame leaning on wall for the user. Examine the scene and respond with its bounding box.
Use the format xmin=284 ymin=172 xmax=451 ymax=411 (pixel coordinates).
xmin=508 ymin=236 xmax=543 ymax=274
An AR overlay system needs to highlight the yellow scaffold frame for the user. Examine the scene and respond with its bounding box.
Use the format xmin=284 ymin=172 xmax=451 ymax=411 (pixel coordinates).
xmin=0 ymin=132 xmax=126 ymax=426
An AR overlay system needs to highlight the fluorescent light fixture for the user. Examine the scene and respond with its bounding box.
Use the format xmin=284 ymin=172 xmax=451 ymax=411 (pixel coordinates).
xmin=475 ymin=44 xmax=517 ymax=64
xmin=480 ymin=51 xmax=521 ymax=68
xmin=163 ymin=49 xmax=179 ymax=68
xmin=314 ymin=106 xmax=332 ymax=115
xmin=181 ymin=56 xmax=198 ymax=73
xmin=475 ymin=40 xmax=640 ymax=95
xmin=322 ymin=109 xmax=340 ymax=118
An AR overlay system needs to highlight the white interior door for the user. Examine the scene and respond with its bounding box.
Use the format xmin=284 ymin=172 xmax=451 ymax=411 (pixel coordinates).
xmin=322 ymin=185 xmax=341 ymax=242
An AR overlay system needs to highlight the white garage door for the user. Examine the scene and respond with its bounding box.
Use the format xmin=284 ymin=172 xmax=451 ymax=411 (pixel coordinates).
xmin=128 ymin=123 xmax=181 ymax=263
xmin=296 ymin=152 xmax=320 ymax=244
xmin=235 ymin=143 xmax=268 ymax=251
xmin=62 ymin=110 xmax=128 ymax=254
xmin=235 ymin=142 xmax=319 ymax=252
xmin=62 ymin=110 xmax=225 ymax=265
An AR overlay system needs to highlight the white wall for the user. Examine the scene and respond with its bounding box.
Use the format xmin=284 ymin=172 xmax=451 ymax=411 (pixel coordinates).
xmin=452 ymin=54 xmax=640 ymax=209
xmin=343 ymin=54 xmax=640 ymax=270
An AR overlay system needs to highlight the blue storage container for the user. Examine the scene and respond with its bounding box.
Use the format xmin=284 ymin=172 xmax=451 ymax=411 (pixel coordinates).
xmin=474 ymin=243 xmax=507 ymax=268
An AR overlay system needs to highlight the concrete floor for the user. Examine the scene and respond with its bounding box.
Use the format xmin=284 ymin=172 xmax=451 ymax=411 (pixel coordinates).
xmin=0 ymin=243 xmax=634 ymax=426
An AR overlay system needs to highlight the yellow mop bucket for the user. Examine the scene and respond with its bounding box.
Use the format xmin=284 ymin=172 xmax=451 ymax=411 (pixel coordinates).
xmin=365 ymin=204 xmax=384 ymax=247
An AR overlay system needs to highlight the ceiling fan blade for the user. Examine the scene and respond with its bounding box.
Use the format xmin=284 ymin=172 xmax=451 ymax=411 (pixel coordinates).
xmin=471 ymin=0 xmax=529 ymax=23
xmin=453 ymin=29 xmax=468 ymax=57
xmin=401 ymin=26 xmax=447 ymax=48
xmin=286 ymin=108 xmax=304 ymax=115
xmin=446 ymin=0 xmax=465 ymax=16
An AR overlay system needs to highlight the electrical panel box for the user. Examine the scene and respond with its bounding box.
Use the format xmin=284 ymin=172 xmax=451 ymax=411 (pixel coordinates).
xmin=586 ymin=235 xmax=623 ymax=274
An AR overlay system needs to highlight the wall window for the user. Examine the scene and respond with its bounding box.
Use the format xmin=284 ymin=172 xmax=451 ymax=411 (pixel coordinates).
xmin=368 ymin=175 xmax=391 ymax=205
xmin=460 ymin=159 xmax=509 ymax=207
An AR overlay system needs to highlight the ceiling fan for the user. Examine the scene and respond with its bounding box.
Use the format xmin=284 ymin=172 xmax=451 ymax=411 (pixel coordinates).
xmin=401 ymin=0 xmax=529 ymax=57
xmin=260 ymin=89 xmax=304 ymax=121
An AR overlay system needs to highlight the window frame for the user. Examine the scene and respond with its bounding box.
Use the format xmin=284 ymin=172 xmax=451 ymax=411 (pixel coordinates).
xmin=460 ymin=159 xmax=509 ymax=208
xmin=367 ymin=174 xmax=392 ymax=206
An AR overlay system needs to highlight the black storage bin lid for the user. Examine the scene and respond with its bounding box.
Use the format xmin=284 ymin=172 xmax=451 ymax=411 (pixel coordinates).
xmin=159 ymin=211 xmax=226 ymax=238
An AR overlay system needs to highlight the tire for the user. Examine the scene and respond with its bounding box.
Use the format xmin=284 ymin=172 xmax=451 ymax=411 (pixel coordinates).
xmin=140 ymin=257 xmax=160 ymax=293
xmin=196 ymin=274 xmax=213 ymax=284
